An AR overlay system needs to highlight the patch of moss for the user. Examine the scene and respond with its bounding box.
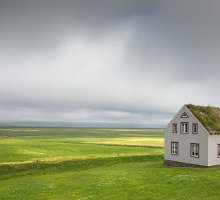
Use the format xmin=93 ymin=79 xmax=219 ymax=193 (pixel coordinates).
xmin=186 ymin=104 xmax=220 ymax=134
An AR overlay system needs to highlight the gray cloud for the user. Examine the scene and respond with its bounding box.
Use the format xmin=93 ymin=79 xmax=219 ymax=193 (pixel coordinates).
xmin=0 ymin=0 xmax=157 ymax=55
xmin=0 ymin=0 xmax=220 ymax=127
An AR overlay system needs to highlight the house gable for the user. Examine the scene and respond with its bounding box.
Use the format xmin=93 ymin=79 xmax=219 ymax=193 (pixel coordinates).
xmin=164 ymin=104 xmax=220 ymax=167
xmin=164 ymin=105 xmax=209 ymax=136
xmin=164 ymin=105 xmax=210 ymax=166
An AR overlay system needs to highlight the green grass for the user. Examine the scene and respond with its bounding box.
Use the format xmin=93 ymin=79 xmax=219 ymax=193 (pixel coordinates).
xmin=187 ymin=104 xmax=220 ymax=134
xmin=0 ymin=127 xmax=220 ymax=200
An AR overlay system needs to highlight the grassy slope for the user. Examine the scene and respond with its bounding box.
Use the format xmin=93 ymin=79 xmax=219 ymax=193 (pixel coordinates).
xmin=0 ymin=128 xmax=220 ymax=200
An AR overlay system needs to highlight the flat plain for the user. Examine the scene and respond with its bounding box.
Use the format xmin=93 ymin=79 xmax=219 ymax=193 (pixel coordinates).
xmin=0 ymin=128 xmax=219 ymax=200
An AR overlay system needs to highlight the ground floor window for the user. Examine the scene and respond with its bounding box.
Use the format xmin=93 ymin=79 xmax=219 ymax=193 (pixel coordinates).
xmin=190 ymin=143 xmax=199 ymax=158
xmin=171 ymin=142 xmax=179 ymax=155
xmin=217 ymin=144 xmax=220 ymax=158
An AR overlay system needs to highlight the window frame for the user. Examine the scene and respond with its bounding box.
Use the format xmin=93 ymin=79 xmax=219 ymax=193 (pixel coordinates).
xmin=181 ymin=112 xmax=189 ymax=118
xmin=217 ymin=144 xmax=220 ymax=158
xmin=190 ymin=143 xmax=199 ymax=158
xmin=192 ymin=123 xmax=198 ymax=134
xmin=171 ymin=141 xmax=179 ymax=155
xmin=180 ymin=122 xmax=189 ymax=134
xmin=172 ymin=123 xmax=177 ymax=133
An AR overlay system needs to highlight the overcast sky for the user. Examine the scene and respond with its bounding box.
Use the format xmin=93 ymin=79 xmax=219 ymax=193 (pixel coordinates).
xmin=0 ymin=0 xmax=220 ymax=127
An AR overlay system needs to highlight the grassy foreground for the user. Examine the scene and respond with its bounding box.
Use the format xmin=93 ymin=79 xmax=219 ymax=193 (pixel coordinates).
xmin=0 ymin=128 xmax=220 ymax=200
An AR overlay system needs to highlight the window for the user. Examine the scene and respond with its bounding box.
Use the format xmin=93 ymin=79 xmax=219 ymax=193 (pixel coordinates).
xmin=172 ymin=123 xmax=177 ymax=133
xmin=171 ymin=142 xmax=179 ymax=155
xmin=181 ymin=122 xmax=189 ymax=134
xmin=181 ymin=112 xmax=189 ymax=118
xmin=190 ymin=143 xmax=199 ymax=158
xmin=217 ymin=144 xmax=220 ymax=158
xmin=192 ymin=123 xmax=198 ymax=134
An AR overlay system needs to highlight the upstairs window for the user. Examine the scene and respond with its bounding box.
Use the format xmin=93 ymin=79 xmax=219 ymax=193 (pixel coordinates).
xmin=171 ymin=142 xmax=179 ymax=155
xmin=217 ymin=144 xmax=220 ymax=158
xmin=192 ymin=123 xmax=198 ymax=134
xmin=181 ymin=112 xmax=189 ymax=118
xmin=181 ymin=122 xmax=189 ymax=134
xmin=190 ymin=143 xmax=199 ymax=158
xmin=172 ymin=123 xmax=177 ymax=133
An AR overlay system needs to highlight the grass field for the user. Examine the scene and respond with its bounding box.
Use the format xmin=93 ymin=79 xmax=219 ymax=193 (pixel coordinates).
xmin=0 ymin=128 xmax=220 ymax=200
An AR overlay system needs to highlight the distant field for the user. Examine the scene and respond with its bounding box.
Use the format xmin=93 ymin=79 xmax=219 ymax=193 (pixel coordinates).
xmin=0 ymin=128 xmax=163 ymax=164
xmin=1 ymin=128 xmax=220 ymax=200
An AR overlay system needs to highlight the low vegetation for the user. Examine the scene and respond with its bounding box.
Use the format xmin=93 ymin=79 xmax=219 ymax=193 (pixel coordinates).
xmin=0 ymin=128 xmax=220 ymax=200
xmin=187 ymin=104 xmax=220 ymax=134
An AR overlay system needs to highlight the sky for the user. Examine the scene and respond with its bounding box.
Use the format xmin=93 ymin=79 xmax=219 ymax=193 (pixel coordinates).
xmin=0 ymin=0 xmax=220 ymax=127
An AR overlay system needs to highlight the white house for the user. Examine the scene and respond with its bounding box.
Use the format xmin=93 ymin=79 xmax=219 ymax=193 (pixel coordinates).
xmin=164 ymin=104 xmax=220 ymax=167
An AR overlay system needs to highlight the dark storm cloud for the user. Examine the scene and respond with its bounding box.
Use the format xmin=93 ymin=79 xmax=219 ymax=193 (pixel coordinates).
xmin=122 ymin=0 xmax=220 ymax=80
xmin=0 ymin=0 xmax=220 ymax=126
xmin=0 ymin=0 xmax=158 ymax=55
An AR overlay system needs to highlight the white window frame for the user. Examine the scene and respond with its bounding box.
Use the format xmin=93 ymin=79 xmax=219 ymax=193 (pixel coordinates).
xmin=181 ymin=112 xmax=189 ymax=118
xmin=171 ymin=142 xmax=179 ymax=155
xmin=172 ymin=123 xmax=177 ymax=133
xmin=217 ymin=144 xmax=220 ymax=158
xmin=190 ymin=143 xmax=199 ymax=158
xmin=181 ymin=122 xmax=189 ymax=134
xmin=192 ymin=123 xmax=198 ymax=134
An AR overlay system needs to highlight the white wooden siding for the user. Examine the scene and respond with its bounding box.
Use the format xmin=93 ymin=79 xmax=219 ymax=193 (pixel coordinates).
xmin=164 ymin=106 xmax=209 ymax=166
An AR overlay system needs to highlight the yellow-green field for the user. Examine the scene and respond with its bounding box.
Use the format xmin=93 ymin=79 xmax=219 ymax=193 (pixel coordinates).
xmin=0 ymin=128 xmax=220 ymax=200
xmin=0 ymin=128 xmax=163 ymax=164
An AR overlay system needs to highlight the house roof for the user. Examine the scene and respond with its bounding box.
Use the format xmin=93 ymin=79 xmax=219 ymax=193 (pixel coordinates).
xmin=186 ymin=104 xmax=220 ymax=135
